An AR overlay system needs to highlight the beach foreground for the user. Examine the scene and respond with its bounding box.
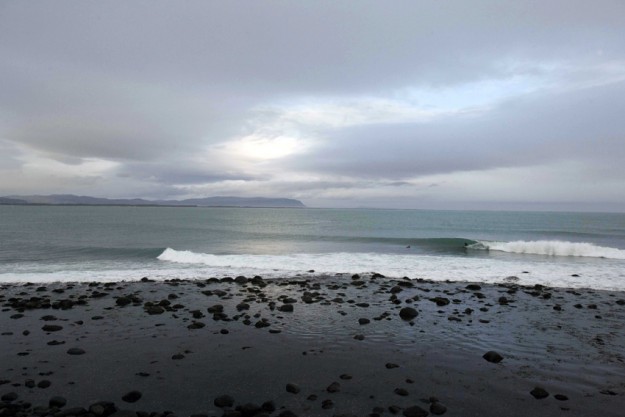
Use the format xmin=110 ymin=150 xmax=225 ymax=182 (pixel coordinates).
xmin=1 ymin=275 xmax=624 ymax=417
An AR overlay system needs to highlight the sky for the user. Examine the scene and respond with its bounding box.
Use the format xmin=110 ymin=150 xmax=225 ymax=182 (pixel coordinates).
xmin=1 ymin=1 xmax=624 ymax=211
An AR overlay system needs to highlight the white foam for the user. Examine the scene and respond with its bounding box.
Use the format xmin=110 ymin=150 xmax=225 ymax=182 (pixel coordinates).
xmin=3 ymin=248 xmax=624 ymax=291
xmin=155 ymin=248 xmax=625 ymax=291
xmin=473 ymin=240 xmax=625 ymax=260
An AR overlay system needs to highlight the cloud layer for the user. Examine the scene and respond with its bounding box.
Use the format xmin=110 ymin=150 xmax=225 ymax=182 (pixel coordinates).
xmin=1 ymin=1 xmax=624 ymax=210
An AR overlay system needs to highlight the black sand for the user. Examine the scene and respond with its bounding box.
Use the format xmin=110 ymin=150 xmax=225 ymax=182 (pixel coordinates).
xmin=1 ymin=274 xmax=624 ymax=416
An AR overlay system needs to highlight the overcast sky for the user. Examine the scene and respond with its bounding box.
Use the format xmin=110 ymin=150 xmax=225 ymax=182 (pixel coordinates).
xmin=1 ymin=1 xmax=624 ymax=211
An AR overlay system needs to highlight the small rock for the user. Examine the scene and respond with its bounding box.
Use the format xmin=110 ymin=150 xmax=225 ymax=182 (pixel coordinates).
xmin=122 ymin=390 xmax=142 ymax=403
xmin=530 ymin=387 xmax=549 ymax=399
xmin=403 ymin=405 xmax=429 ymax=417
xmin=67 ymin=348 xmax=86 ymax=355
xmin=482 ymin=351 xmax=503 ymax=363
xmin=286 ymin=383 xmax=300 ymax=394
xmin=1 ymin=392 xmax=18 ymax=402
xmin=326 ymin=381 xmax=341 ymax=393
xmin=37 ymin=380 xmax=51 ymax=388
xmin=358 ymin=318 xmax=370 ymax=325
xmin=430 ymin=402 xmax=447 ymax=415
xmin=49 ymin=396 xmax=67 ymax=408
xmin=42 ymin=324 xmax=63 ymax=332
xmin=399 ymin=307 xmax=418 ymax=320
xmin=554 ymin=394 xmax=568 ymax=401
xmin=385 ymin=363 xmax=399 ymax=369
xmin=394 ymin=388 xmax=409 ymax=396
xmin=214 ymin=395 xmax=234 ymax=408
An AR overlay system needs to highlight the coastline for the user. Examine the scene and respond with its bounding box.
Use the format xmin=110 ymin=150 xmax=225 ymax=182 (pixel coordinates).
xmin=1 ymin=275 xmax=624 ymax=417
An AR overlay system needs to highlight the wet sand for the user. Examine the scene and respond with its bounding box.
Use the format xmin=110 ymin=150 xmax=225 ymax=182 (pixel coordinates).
xmin=1 ymin=274 xmax=625 ymax=417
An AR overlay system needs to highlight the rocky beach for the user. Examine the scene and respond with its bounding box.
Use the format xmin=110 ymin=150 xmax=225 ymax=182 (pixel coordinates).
xmin=1 ymin=274 xmax=624 ymax=417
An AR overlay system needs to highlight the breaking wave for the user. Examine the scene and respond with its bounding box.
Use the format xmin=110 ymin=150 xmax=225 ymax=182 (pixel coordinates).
xmin=469 ymin=240 xmax=625 ymax=260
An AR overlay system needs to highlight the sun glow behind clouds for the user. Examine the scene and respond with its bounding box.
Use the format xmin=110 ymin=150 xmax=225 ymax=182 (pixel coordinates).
xmin=222 ymin=135 xmax=310 ymax=160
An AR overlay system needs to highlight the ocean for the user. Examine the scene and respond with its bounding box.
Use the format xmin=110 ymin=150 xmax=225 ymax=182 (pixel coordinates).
xmin=1 ymin=205 xmax=624 ymax=290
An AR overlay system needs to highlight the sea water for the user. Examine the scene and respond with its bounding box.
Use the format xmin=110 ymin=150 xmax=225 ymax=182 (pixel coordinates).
xmin=1 ymin=206 xmax=624 ymax=290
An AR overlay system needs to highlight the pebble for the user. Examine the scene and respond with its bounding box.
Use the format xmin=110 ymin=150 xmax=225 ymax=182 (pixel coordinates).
xmin=214 ymin=395 xmax=234 ymax=408
xmin=399 ymin=307 xmax=418 ymax=320
xmin=402 ymin=405 xmax=429 ymax=417
xmin=67 ymin=348 xmax=86 ymax=355
xmin=530 ymin=386 xmax=549 ymax=399
xmin=482 ymin=351 xmax=504 ymax=363
xmin=49 ymin=396 xmax=67 ymax=407
xmin=326 ymin=381 xmax=341 ymax=393
xmin=286 ymin=383 xmax=300 ymax=394
xmin=430 ymin=402 xmax=447 ymax=415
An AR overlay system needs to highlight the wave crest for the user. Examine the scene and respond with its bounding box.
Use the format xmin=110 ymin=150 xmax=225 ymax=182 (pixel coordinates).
xmin=470 ymin=240 xmax=625 ymax=259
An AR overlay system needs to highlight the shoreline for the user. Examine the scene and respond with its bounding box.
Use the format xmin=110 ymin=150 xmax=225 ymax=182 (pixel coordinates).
xmin=2 ymin=275 xmax=624 ymax=416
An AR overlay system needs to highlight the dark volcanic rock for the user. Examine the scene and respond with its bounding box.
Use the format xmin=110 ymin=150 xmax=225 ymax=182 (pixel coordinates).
xmin=358 ymin=318 xmax=370 ymax=325
xmin=278 ymin=304 xmax=294 ymax=312
xmin=286 ymin=383 xmax=300 ymax=394
xmin=1 ymin=392 xmax=18 ymax=402
xmin=67 ymin=347 xmax=86 ymax=355
xmin=122 ymin=390 xmax=142 ymax=403
xmin=42 ymin=324 xmax=63 ymax=332
xmin=530 ymin=386 xmax=549 ymax=399
xmin=399 ymin=307 xmax=418 ymax=320
xmin=386 ymin=362 xmax=399 ymax=369
xmin=482 ymin=351 xmax=503 ymax=363
xmin=214 ymin=394 xmax=235 ymax=408
xmin=394 ymin=388 xmax=409 ymax=396
xmin=49 ymin=396 xmax=67 ymax=408
xmin=554 ymin=394 xmax=569 ymax=401
xmin=145 ymin=306 xmax=165 ymax=315
xmin=37 ymin=379 xmax=51 ymax=388
xmin=326 ymin=381 xmax=341 ymax=393
xmin=403 ymin=405 xmax=429 ymax=417
xmin=430 ymin=402 xmax=447 ymax=415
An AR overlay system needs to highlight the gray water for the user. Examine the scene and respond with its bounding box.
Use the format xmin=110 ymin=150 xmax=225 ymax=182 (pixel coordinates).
xmin=1 ymin=206 xmax=624 ymax=289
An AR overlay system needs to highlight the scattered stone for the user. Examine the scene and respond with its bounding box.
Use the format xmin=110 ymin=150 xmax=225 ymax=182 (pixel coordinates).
xmin=385 ymin=363 xmax=399 ymax=369
xmin=530 ymin=387 xmax=549 ymax=399
xmin=286 ymin=383 xmax=300 ymax=394
xmin=399 ymin=307 xmax=418 ymax=320
xmin=37 ymin=380 xmax=51 ymax=388
xmin=358 ymin=318 xmax=370 ymax=325
xmin=321 ymin=399 xmax=334 ymax=409
xmin=1 ymin=392 xmax=18 ymax=402
xmin=50 ymin=396 xmax=67 ymax=408
xmin=278 ymin=304 xmax=294 ymax=312
xmin=354 ymin=334 xmax=365 ymax=341
xmin=326 ymin=381 xmax=341 ymax=393
xmin=67 ymin=348 xmax=86 ymax=355
xmin=394 ymin=388 xmax=409 ymax=396
xmin=482 ymin=351 xmax=503 ymax=363
xmin=430 ymin=402 xmax=447 ymax=415
xmin=214 ymin=395 xmax=234 ymax=408
xmin=42 ymin=324 xmax=63 ymax=332
xmin=403 ymin=405 xmax=429 ymax=417
xmin=554 ymin=394 xmax=569 ymax=401
xmin=121 ymin=390 xmax=142 ymax=403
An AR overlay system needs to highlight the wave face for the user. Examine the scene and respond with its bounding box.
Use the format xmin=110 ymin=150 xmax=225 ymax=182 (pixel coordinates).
xmin=470 ymin=240 xmax=625 ymax=260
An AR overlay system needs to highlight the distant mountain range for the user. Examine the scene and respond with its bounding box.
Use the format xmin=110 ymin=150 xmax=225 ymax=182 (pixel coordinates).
xmin=0 ymin=194 xmax=306 ymax=208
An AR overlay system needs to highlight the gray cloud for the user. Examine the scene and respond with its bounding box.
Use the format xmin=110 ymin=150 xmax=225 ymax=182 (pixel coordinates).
xmin=0 ymin=1 xmax=624 ymax=209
